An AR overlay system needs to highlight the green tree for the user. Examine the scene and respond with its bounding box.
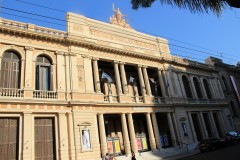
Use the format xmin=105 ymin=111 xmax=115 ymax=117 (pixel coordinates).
xmin=131 ymin=0 xmax=240 ymax=15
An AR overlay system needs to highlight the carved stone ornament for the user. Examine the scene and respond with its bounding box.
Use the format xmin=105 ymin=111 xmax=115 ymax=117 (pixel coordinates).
xmin=110 ymin=4 xmax=132 ymax=29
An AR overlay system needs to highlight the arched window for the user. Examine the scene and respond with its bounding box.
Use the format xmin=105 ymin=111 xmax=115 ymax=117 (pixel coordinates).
xmin=222 ymin=76 xmax=229 ymax=93
xmin=193 ymin=77 xmax=203 ymax=98
xmin=35 ymin=55 xmax=52 ymax=91
xmin=203 ymin=79 xmax=212 ymax=99
xmin=182 ymin=75 xmax=193 ymax=98
xmin=0 ymin=51 xmax=21 ymax=89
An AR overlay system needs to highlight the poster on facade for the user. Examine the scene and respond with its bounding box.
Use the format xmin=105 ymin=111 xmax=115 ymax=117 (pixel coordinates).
xmin=81 ymin=129 xmax=91 ymax=150
xmin=141 ymin=137 xmax=148 ymax=150
xmin=160 ymin=135 xmax=165 ymax=147
xmin=107 ymin=140 xmax=114 ymax=153
xmin=114 ymin=139 xmax=121 ymax=153
xmin=137 ymin=137 xmax=142 ymax=150
xmin=163 ymin=134 xmax=169 ymax=146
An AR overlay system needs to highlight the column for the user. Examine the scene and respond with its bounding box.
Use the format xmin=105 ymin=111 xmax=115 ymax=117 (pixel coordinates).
xmin=93 ymin=58 xmax=101 ymax=93
xmin=83 ymin=55 xmax=94 ymax=93
xmin=167 ymin=112 xmax=177 ymax=146
xmin=137 ymin=65 xmax=146 ymax=96
xmin=98 ymin=114 xmax=107 ymax=157
xmin=200 ymin=78 xmax=208 ymax=99
xmin=58 ymin=113 xmax=69 ymax=159
xmin=146 ymin=113 xmax=156 ymax=150
xmin=20 ymin=59 xmax=25 ymax=89
xmin=216 ymin=79 xmax=225 ymax=99
xmin=199 ymin=112 xmax=209 ymax=139
xmin=119 ymin=62 xmax=129 ymax=94
xmin=218 ymin=111 xmax=227 ymax=132
xmin=127 ymin=114 xmax=138 ymax=154
xmin=67 ymin=112 xmax=76 ymax=160
xmin=121 ymin=114 xmax=131 ymax=155
xmin=208 ymin=79 xmax=216 ymax=99
xmin=151 ymin=113 xmax=161 ymax=149
xmin=114 ymin=61 xmax=123 ymax=95
xmin=70 ymin=54 xmax=79 ymax=92
xmin=209 ymin=111 xmax=219 ymax=138
xmin=24 ymin=47 xmax=34 ymax=89
xmin=157 ymin=69 xmax=167 ymax=97
xmin=164 ymin=70 xmax=174 ymax=96
xmin=142 ymin=66 xmax=152 ymax=96
xmin=187 ymin=112 xmax=197 ymax=142
xmin=65 ymin=54 xmax=71 ymax=100
xmin=23 ymin=112 xmax=32 ymax=159
xmin=52 ymin=63 xmax=57 ymax=91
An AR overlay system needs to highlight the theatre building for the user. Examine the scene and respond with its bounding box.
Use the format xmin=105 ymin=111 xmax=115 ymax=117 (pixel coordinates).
xmin=0 ymin=10 xmax=235 ymax=160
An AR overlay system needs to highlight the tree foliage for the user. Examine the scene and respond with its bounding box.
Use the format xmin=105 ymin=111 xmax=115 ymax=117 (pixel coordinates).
xmin=131 ymin=0 xmax=240 ymax=15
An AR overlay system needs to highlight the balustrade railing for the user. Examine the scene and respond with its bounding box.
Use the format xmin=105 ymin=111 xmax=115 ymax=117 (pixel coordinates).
xmin=0 ymin=18 xmax=67 ymax=38
xmin=0 ymin=88 xmax=23 ymax=98
xmin=112 ymin=96 xmax=118 ymax=102
xmin=138 ymin=96 xmax=144 ymax=103
xmin=33 ymin=90 xmax=57 ymax=99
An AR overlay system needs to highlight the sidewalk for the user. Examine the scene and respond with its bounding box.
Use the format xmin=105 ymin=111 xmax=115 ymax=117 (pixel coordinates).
xmin=115 ymin=145 xmax=200 ymax=160
xmin=163 ymin=150 xmax=200 ymax=160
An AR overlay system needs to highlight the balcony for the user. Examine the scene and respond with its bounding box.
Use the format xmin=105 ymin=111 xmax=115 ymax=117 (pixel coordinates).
xmin=33 ymin=90 xmax=57 ymax=99
xmin=0 ymin=88 xmax=24 ymax=98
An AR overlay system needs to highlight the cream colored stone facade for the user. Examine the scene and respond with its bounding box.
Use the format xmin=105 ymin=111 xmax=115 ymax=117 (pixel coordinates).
xmin=0 ymin=12 xmax=235 ymax=160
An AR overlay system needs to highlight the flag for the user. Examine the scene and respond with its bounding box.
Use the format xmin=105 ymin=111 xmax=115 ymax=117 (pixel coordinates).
xmin=101 ymin=71 xmax=113 ymax=83
xmin=149 ymin=78 xmax=156 ymax=84
xmin=129 ymin=75 xmax=135 ymax=83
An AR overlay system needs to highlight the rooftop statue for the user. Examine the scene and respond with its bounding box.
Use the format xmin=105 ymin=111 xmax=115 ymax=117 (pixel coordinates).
xmin=110 ymin=3 xmax=132 ymax=29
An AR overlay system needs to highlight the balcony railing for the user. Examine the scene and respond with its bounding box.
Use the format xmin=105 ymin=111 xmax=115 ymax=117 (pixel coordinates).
xmin=0 ymin=88 xmax=23 ymax=98
xmin=103 ymin=95 xmax=119 ymax=103
xmin=33 ymin=90 xmax=57 ymax=99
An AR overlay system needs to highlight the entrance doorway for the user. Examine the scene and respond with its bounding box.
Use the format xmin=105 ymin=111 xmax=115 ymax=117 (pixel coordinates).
xmin=132 ymin=114 xmax=150 ymax=152
xmin=203 ymin=113 xmax=213 ymax=137
xmin=104 ymin=114 xmax=123 ymax=156
xmin=34 ymin=118 xmax=56 ymax=160
xmin=191 ymin=113 xmax=203 ymax=141
xmin=156 ymin=113 xmax=172 ymax=148
xmin=0 ymin=118 xmax=19 ymax=160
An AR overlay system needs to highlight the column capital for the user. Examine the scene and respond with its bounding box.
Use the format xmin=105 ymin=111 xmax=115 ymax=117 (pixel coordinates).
xmin=81 ymin=54 xmax=92 ymax=59
xmin=92 ymin=57 xmax=99 ymax=61
xmin=25 ymin=46 xmax=34 ymax=51
xmin=119 ymin=61 xmax=125 ymax=65
xmin=137 ymin=64 xmax=142 ymax=68
xmin=142 ymin=65 xmax=148 ymax=69
xmin=157 ymin=68 xmax=163 ymax=71
xmin=113 ymin=61 xmax=119 ymax=64
xmin=55 ymin=51 xmax=64 ymax=55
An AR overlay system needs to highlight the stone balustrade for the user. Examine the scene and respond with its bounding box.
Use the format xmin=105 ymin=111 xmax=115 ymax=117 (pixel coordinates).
xmin=33 ymin=90 xmax=57 ymax=99
xmin=0 ymin=18 xmax=67 ymax=38
xmin=0 ymin=88 xmax=24 ymax=98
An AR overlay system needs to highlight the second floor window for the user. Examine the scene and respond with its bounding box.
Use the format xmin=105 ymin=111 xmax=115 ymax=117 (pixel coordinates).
xmin=182 ymin=75 xmax=193 ymax=98
xmin=35 ymin=55 xmax=52 ymax=91
xmin=0 ymin=51 xmax=21 ymax=89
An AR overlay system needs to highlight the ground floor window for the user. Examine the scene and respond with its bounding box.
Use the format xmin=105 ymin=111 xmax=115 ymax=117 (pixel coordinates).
xmin=0 ymin=118 xmax=19 ymax=160
xmin=34 ymin=118 xmax=56 ymax=160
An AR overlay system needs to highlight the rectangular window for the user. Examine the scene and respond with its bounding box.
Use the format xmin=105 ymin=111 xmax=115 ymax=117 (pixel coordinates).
xmin=35 ymin=118 xmax=56 ymax=160
xmin=0 ymin=118 xmax=19 ymax=160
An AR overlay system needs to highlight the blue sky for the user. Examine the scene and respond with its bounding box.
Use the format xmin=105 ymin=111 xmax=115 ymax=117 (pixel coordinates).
xmin=2 ymin=0 xmax=240 ymax=65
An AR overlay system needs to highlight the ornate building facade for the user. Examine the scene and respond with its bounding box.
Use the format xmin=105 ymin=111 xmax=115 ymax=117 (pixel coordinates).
xmin=0 ymin=11 xmax=236 ymax=160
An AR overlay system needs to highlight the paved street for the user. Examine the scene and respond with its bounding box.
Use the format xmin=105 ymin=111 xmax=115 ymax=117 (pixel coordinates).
xmin=179 ymin=144 xmax=240 ymax=160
